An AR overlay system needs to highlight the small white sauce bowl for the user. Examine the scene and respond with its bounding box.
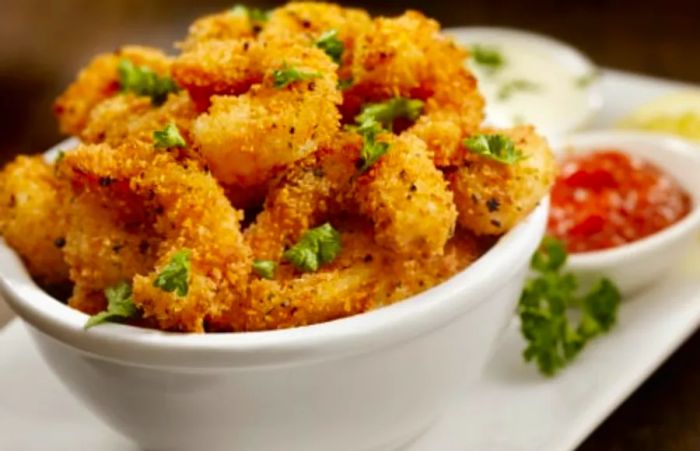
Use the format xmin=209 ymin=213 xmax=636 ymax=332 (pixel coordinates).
xmin=554 ymin=131 xmax=700 ymax=297
xmin=0 ymin=139 xmax=550 ymax=451
xmin=446 ymin=26 xmax=604 ymax=138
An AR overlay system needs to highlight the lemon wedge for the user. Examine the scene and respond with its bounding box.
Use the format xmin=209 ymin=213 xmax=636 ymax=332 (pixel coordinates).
xmin=618 ymin=91 xmax=700 ymax=142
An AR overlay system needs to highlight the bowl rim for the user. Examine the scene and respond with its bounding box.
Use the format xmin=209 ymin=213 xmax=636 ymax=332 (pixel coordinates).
xmin=444 ymin=25 xmax=604 ymax=136
xmin=0 ymin=137 xmax=550 ymax=367
xmin=554 ymin=130 xmax=700 ymax=269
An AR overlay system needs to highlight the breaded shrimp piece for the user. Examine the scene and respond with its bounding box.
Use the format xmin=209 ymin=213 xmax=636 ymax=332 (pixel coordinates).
xmin=192 ymin=44 xmax=341 ymax=187
xmin=355 ymin=133 xmax=457 ymax=257
xmin=448 ymin=125 xmax=556 ymax=236
xmin=62 ymin=142 xmax=251 ymax=332
xmin=54 ymin=46 xmax=173 ymax=136
xmin=262 ymin=2 xmax=371 ymax=79
xmin=245 ymin=132 xmax=361 ymax=260
xmin=130 ymin=156 xmax=252 ymax=332
xmin=179 ymin=8 xmax=255 ymax=50
xmin=0 ymin=156 xmax=69 ymax=285
xmin=80 ymin=91 xmax=198 ymax=147
xmin=172 ymin=39 xmax=264 ymax=110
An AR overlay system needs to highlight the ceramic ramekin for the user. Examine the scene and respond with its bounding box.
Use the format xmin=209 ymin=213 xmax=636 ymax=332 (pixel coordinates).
xmin=0 ymin=148 xmax=549 ymax=450
xmin=555 ymin=131 xmax=700 ymax=296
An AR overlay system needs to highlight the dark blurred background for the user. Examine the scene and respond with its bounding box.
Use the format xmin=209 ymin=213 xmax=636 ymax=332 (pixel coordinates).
xmin=1 ymin=0 xmax=700 ymax=449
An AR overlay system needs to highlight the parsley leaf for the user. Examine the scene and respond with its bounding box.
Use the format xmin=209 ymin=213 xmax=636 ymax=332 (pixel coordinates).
xmin=518 ymin=237 xmax=621 ymax=376
xmin=315 ymin=29 xmax=344 ymax=64
xmin=471 ymin=45 xmax=505 ymax=71
xmin=153 ymin=122 xmax=186 ymax=149
xmin=252 ymin=259 xmax=277 ymax=279
xmin=85 ymin=281 xmax=139 ymax=329
xmin=153 ymin=249 xmax=191 ymax=297
xmin=497 ymin=79 xmax=540 ymax=101
xmin=117 ymin=59 xmax=179 ymax=106
xmin=338 ymin=78 xmax=354 ymax=90
xmin=283 ymin=223 xmax=341 ymax=272
xmin=463 ymin=133 xmax=525 ymax=165
xmin=230 ymin=4 xmax=269 ymax=23
xmin=355 ymin=97 xmax=424 ymax=132
xmin=272 ymin=64 xmax=321 ymax=88
xmin=352 ymin=97 xmax=424 ymax=171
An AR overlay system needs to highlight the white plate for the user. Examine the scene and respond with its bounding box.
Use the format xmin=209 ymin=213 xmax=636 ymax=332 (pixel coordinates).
xmin=0 ymin=70 xmax=698 ymax=451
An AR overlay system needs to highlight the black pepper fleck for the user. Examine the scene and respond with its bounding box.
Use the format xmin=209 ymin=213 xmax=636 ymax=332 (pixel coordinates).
xmin=53 ymin=237 xmax=66 ymax=249
xmin=486 ymin=198 xmax=500 ymax=213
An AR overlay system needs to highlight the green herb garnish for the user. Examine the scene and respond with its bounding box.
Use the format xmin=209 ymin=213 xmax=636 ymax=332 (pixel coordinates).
xmin=153 ymin=122 xmax=186 ymax=149
xmin=356 ymin=118 xmax=390 ymax=171
xmin=497 ymin=79 xmax=540 ymax=101
xmin=153 ymin=249 xmax=191 ymax=297
xmin=230 ymin=4 xmax=269 ymax=23
xmin=117 ymin=59 xmax=179 ymax=106
xmin=283 ymin=223 xmax=341 ymax=272
xmin=471 ymin=45 xmax=505 ymax=71
xmin=85 ymin=281 xmax=139 ymax=329
xmin=463 ymin=133 xmax=525 ymax=165
xmin=338 ymin=78 xmax=353 ymax=90
xmin=355 ymin=97 xmax=424 ymax=132
xmin=315 ymin=29 xmax=344 ymax=64
xmin=272 ymin=64 xmax=321 ymax=88
xmin=252 ymin=259 xmax=277 ymax=279
xmin=519 ymin=237 xmax=621 ymax=376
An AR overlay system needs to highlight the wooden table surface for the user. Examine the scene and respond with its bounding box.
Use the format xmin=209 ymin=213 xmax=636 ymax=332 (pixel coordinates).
xmin=0 ymin=1 xmax=698 ymax=449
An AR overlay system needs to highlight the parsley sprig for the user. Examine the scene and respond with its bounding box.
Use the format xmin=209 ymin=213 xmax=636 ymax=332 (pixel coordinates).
xmin=252 ymin=259 xmax=277 ymax=279
xmin=153 ymin=122 xmax=186 ymax=149
xmin=315 ymin=29 xmax=344 ymax=64
xmin=283 ymin=223 xmax=341 ymax=272
xmin=117 ymin=59 xmax=179 ymax=106
xmin=519 ymin=237 xmax=621 ymax=376
xmin=463 ymin=133 xmax=525 ymax=165
xmin=471 ymin=45 xmax=505 ymax=71
xmin=272 ymin=64 xmax=321 ymax=88
xmin=353 ymin=97 xmax=424 ymax=171
xmin=230 ymin=4 xmax=269 ymax=24
xmin=85 ymin=281 xmax=139 ymax=329
xmin=153 ymin=249 xmax=191 ymax=297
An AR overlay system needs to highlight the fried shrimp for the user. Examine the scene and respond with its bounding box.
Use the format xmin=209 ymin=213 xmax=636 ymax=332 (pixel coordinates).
xmin=192 ymin=42 xmax=341 ymax=187
xmin=0 ymin=156 xmax=69 ymax=285
xmin=355 ymin=133 xmax=457 ymax=257
xmin=448 ymin=125 xmax=557 ymax=236
xmin=54 ymin=46 xmax=173 ymax=136
xmin=244 ymin=132 xmax=361 ymax=260
xmin=80 ymin=91 xmax=198 ymax=147
xmin=179 ymin=8 xmax=256 ymax=51
xmin=0 ymin=3 xmax=557 ymax=333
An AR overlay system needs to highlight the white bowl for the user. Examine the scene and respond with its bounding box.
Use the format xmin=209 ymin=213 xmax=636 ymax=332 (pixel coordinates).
xmin=0 ymin=156 xmax=549 ymax=451
xmin=446 ymin=26 xmax=604 ymax=139
xmin=555 ymin=131 xmax=700 ymax=296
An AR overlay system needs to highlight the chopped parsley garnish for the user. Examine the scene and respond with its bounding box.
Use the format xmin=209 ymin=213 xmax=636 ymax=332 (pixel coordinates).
xmin=230 ymin=4 xmax=269 ymax=23
xmin=117 ymin=59 xmax=179 ymax=106
xmin=355 ymin=97 xmax=424 ymax=132
xmin=153 ymin=122 xmax=186 ymax=149
xmin=356 ymin=118 xmax=390 ymax=172
xmin=575 ymin=71 xmax=600 ymax=88
xmin=463 ymin=133 xmax=525 ymax=165
xmin=351 ymin=97 xmax=424 ymax=171
xmin=315 ymin=29 xmax=344 ymax=64
xmin=283 ymin=223 xmax=341 ymax=272
xmin=153 ymin=249 xmax=191 ymax=297
xmin=497 ymin=79 xmax=540 ymax=101
xmin=471 ymin=45 xmax=505 ymax=71
xmin=55 ymin=151 xmax=66 ymax=164
xmin=272 ymin=64 xmax=321 ymax=88
xmin=519 ymin=237 xmax=621 ymax=376
xmin=252 ymin=259 xmax=277 ymax=279
xmin=85 ymin=281 xmax=139 ymax=330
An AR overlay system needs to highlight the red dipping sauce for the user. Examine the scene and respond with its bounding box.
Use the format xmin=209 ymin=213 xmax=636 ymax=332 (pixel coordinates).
xmin=548 ymin=150 xmax=692 ymax=253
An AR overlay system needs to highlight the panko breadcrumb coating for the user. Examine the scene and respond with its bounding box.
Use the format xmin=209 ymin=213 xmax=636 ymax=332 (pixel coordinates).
xmin=0 ymin=156 xmax=69 ymax=285
xmin=448 ymin=125 xmax=557 ymax=236
xmin=355 ymin=133 xmax=457 ymax=257
xmin=0 ymin=2 xmax=556 ymax=333
xmin=54 ymin=46 xmax=173 ymax=136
